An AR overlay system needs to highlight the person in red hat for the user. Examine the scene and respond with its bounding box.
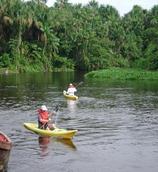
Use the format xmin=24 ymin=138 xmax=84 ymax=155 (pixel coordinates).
xmin=67 ymin=83 xmax=77 ymax=96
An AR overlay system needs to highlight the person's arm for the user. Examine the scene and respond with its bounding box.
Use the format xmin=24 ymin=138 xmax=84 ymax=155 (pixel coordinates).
xmin=48 ymin=111 xmax=56 ymax=121
xmin=39 ymin=117 xmax=49 ymax=123
xmin=67 ymin=88 xmax=70 ymax=94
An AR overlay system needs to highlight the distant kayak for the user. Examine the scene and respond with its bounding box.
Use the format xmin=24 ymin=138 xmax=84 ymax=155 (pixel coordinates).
xmin=24 ymin=123 xmax=77 ymax=139
xmin=63 ymin=90 xmax=78 ymax=100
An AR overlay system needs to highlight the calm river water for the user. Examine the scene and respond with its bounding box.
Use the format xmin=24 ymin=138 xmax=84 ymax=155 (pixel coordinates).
xmin=0 ymin=71 xmax=158 ymax=172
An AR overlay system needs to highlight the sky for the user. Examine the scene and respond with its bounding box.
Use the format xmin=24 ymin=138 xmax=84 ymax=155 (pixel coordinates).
xmin=47 ymin=0 xmax=158 ymax=16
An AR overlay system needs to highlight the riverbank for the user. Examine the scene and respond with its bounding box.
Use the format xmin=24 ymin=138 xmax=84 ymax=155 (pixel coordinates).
xmin=0 ymin=68 xmax=18 ymax=75
xmin=0 ymin=67 xmax=74 ymax=74
xmin=84 ymin=68 xmax=158 ymax=80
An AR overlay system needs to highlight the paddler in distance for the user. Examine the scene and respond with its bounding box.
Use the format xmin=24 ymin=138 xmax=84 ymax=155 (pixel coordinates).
xmin=67 ymin=83 xmax=77 ymax=96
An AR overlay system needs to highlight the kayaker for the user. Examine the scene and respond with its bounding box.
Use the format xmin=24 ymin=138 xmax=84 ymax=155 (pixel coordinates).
xmin=67 ymin=83 xmax=77 ymax=96
xmin=38 ymin=105 xmax=56 ymax=130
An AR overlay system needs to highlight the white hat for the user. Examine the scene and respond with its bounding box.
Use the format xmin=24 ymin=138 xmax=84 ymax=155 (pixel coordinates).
xmin=41 ymin=105 xmax=47 ymax=111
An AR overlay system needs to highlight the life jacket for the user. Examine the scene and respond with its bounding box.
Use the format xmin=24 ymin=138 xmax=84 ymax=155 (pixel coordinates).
xmin=38 ymin=109 xmax=49 ymax=123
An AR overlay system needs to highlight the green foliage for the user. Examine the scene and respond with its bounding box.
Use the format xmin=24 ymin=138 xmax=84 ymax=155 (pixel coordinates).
xmin=0 ymin=0 xmax=157 ymax=73
xmin=144 ymin=43 xmax=158 ymax=70
xmin=52 ymin=55 xmax=74 ymax=70
xmin=132 ymin=58 xmax=148 ymax=69
xmin=85 ymin=68 xmax=158 ymax=80
xmin=0 ymin=53 xmax=12 ymax=67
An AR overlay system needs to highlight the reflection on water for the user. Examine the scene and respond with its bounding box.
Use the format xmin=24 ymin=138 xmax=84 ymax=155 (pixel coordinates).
xmin=0 ymin=149 xmax=11 ymax=172
xmin=66 ymin=99 xmax=78 ymax=113
xmin=55 ymin=138 xmax=77 ymax=150
xmin=38 ymin=136 xmax=50 ymax=157
xmin=38 ymin=136 xmax=77 ymax=157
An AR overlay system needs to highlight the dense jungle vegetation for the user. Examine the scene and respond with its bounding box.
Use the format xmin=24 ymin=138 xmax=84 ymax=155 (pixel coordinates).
xmin=0 ymin=0 xmax=158 ymax=72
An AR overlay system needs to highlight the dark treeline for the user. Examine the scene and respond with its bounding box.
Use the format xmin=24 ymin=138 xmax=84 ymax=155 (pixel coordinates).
xmin=0 ymin=0 xmax=158 ymax=72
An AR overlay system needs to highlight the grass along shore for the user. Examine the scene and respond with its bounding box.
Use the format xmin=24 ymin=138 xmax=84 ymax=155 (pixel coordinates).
xmin=84 ymin=68 xmax=158 ymax=80
xmin=0 ymin=67 xmax=74 ymax=74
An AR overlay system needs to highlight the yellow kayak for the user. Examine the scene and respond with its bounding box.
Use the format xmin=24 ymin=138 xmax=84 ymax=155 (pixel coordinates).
xmin=24 ymin=123 xmax=77 ymax=139
xmin=63 ymin=90 xmax=78 ymax=100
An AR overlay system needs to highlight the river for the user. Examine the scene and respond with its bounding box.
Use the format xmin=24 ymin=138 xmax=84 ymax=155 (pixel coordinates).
xmin=0 ymin=71 xmax=158 ymax=172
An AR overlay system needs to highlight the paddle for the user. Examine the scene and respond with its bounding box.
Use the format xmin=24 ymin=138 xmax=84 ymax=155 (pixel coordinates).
xmin=74 ymin=81 xmax=83 ymax=88
xmin=50 ymin=104 xmax=60 ymax=127
xmin=54 ymin=105 xmax=59 ymax=113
